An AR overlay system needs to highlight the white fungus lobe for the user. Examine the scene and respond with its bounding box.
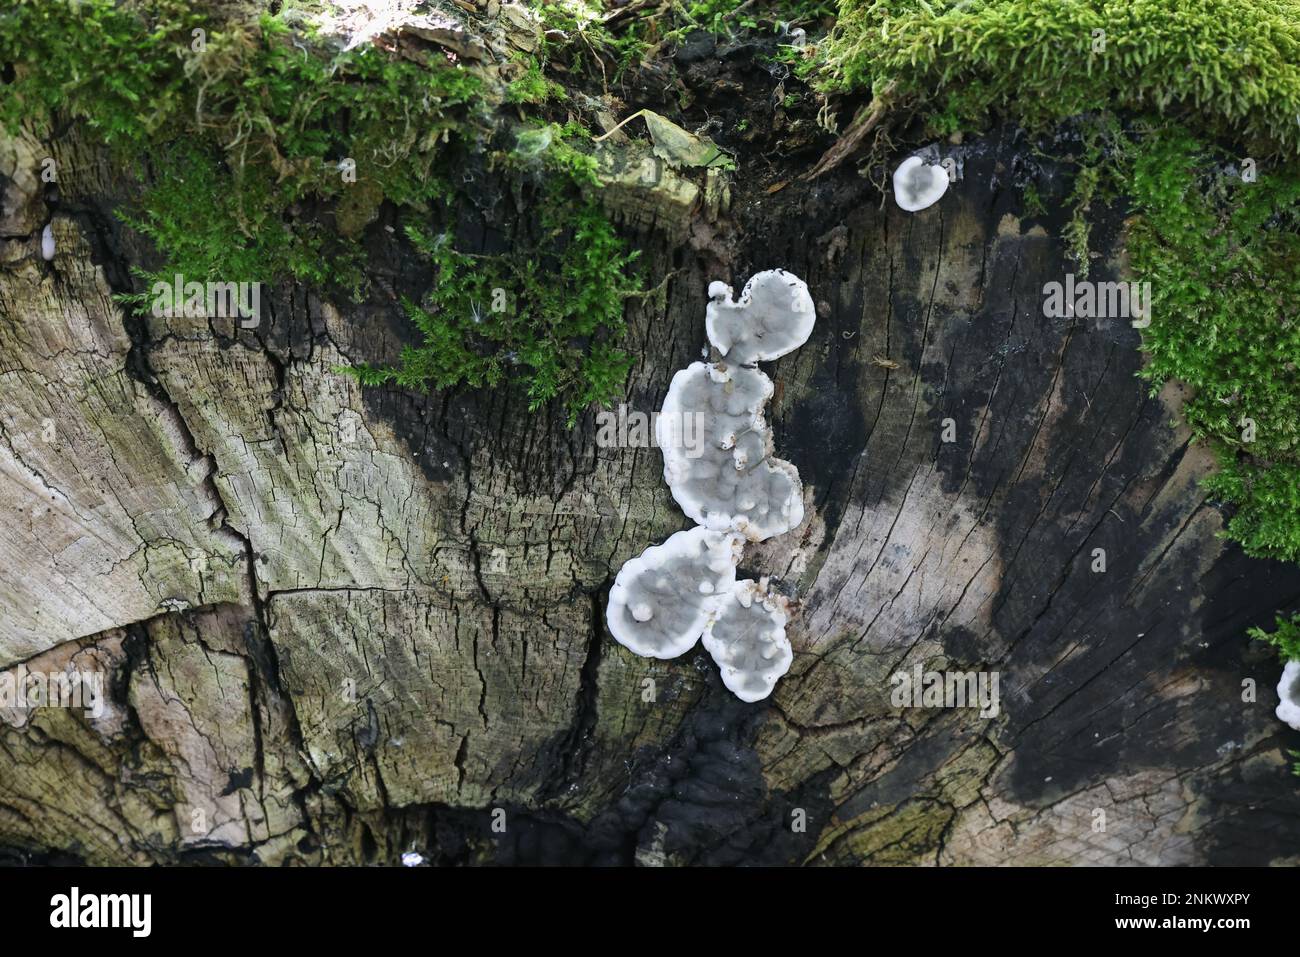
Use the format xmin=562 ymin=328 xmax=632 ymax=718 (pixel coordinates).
xmin=607 ymin=270 xmax=815 ymax=701
xmin=40 ymin=223 xmax=55 ymax=261
xmin=892 ymin=155 xmax=949 ymax=212
xmin=606 ymin=526 xmax=743 ymax=660
xmin=1277 ymin=660 xmax=1300 ymax=731
xmin=702 ymin=580 xmax=793 ymax=703
xmin=705 ymin=269 xmax=814 ymax=364
xmin=657 ymin=361 xmax=804 ymax=541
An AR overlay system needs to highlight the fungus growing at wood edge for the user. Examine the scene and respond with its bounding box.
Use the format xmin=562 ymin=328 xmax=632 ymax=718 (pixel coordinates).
xmin=702 ymin=579 xmax=794 ymax=703
xmin=657 ymin=361 xmax=803 ymax=541
xmin=606 ymin=270 xmax=814 ymax=701
xmin=893 ymin=155 xmax=948 ymax=212
xmin=705 ymin=270 xmax=815 ymax=365
xmin=606 ymin=526 xmax=744 ymax=659
xmin=1277 ymin=660 xmax=1300 ymax=731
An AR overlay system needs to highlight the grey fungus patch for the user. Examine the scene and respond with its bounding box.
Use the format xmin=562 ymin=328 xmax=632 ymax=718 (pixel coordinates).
xmin=705 ymin=269 xmax=815 ymax=365
xmin=893 ymin=155 xmax=949 ymax=212
xmin=1277 ymin=661 xmax=1300 ymax=731
xmin=607 ymin=270 xmax=815 ymax=701
xmin=702 ymin=579 xmax=793 ymax=703
xmin=657 ymin=361 xmax=804 ymax=542
xmin=606 ymin=526 xmax=744 ymax=659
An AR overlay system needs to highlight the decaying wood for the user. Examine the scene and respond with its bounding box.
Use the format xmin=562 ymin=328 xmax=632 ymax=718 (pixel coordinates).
xmin=1 ymin=17 xmax=1298 ymax=867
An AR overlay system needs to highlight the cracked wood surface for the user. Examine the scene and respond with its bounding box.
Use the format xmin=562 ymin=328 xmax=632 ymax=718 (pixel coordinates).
xmin=1 ymin=112 xmax=1298 ymax=865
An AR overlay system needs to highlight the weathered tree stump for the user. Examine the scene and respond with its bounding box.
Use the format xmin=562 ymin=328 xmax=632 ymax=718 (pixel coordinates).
xmin=1 ymin=7 xmax=1297 ymax=867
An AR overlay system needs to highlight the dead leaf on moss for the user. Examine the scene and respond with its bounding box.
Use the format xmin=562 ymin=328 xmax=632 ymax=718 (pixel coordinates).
xmin=595 ymin=109 xmax=734 ymax=171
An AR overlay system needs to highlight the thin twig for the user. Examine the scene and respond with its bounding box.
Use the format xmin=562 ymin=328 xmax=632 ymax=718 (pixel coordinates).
xmin=602 ymin=0 xmax=669 ymax=29
xmin=593 ymin=108 xmax=648 ymax=143
xmin=800 ymin=80 xmax=899 ymax=180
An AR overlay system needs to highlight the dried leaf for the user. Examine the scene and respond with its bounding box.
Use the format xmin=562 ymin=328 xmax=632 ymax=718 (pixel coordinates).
xmin=639 ymin=110 xmax=735 ymax=171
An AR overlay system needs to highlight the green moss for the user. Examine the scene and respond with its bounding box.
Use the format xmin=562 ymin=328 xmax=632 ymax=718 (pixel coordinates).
xmin=1201 ymin=458 xmax=1300 ymax=561
xmin=1021 ymin=181 xmax=1046 ymax=218
xmin=120 ymin=139 xmax=345 ymax=288
xmin=505 ymin=55 xmax=565 ymax=105
xmin=345 ymin=206 xmax=637 ymax=424
xmin=342 ymin=129 xmax=640 ymax=424
xmin=1061 ymin=134 xmax=1105 ymax=279
xmin=1249 ymin=612 xmax=1300 ymax=663
xmin=1125 ymin=126 xmax=1300 ymax=561
xmin=0 ymin=0 xmax=480 ymax=290
xmin=524 ymin=0 xmax=642 ymax=78
xmin=818 ymin=0 xmax=1300 ymax=155
xmin=0 ymin=0 xmax=196 ymax=144
xmin=2 ymin=0 xmax=646 ymax=421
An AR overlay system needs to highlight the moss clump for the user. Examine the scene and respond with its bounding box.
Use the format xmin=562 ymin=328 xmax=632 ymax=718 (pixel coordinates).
xmin=818 ymin=0 xmax=1300 ymax=154
xmin=120 ymin=139 xmax=343 ymax=288
xmin=344 ymin=126 xmax=640 ymax=424
xmin=523 ymin=0 xmax=646 ymax=79
xmin=1124 ymin=126 xmax=1300 ymax=562
xmin=1250 ymin=612 xmax=1300 ymax=663
xmin=505 ymin=55 xmax=564 ymax=105
xmin=0 ymin=0 xmax=480 ymax=288
xmin=2 ymin=0 xmax=646 ymax=420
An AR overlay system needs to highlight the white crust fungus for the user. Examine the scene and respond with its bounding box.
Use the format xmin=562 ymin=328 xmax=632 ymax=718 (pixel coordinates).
xmin=702 ymin=579 xmax=793 ymax=703
xmin=656 ymin=361 xmax=804 ymax=541
xmin=893 ymin=155 xmax=949 ymax=212
xmin=607 ymin=269 xmax=815 ymax=701
xmin=705 ymin=269 xmax=814 ymax=365
xmin=606 ymin=526 xmax=744 ymax=660
xmin=1277 ymin=660 xmax=1300 ymax=731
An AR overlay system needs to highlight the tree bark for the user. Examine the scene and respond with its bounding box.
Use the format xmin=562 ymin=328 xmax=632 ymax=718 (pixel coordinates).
xmin=1 ymin=13 xmax=1298 ymax=866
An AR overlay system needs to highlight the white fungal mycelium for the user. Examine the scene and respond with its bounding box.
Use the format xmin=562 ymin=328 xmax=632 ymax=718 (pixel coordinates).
xmin=40 ymin=223 xmax=55 ymax=261
xmin=606 ymin=269 xmax=815 ymax=701
xmin=656 ymin=361 xmax=803 ymax=541
xmin=705 ymin=269 xmax=815 ymax=365
xmin=1277 ymin=660 xmax=1300 ymax=731
xmin=606 ymin=526 xmax=744 ymax=659
xmin=892 ymin=155 xmax=949 ymax=212
xmin=702 ymin=579 xmax=793 ymax=703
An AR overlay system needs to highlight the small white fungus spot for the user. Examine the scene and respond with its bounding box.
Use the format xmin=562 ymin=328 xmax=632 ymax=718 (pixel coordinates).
xmin=892 ymin=155 xmax=949 ymax=212
xmin=1277 ymin=660 xmax=1300 ymax=731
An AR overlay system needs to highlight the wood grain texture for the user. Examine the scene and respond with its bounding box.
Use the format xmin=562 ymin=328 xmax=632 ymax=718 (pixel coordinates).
xmin=1 ymin=50 xmax=1297 ymax=866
